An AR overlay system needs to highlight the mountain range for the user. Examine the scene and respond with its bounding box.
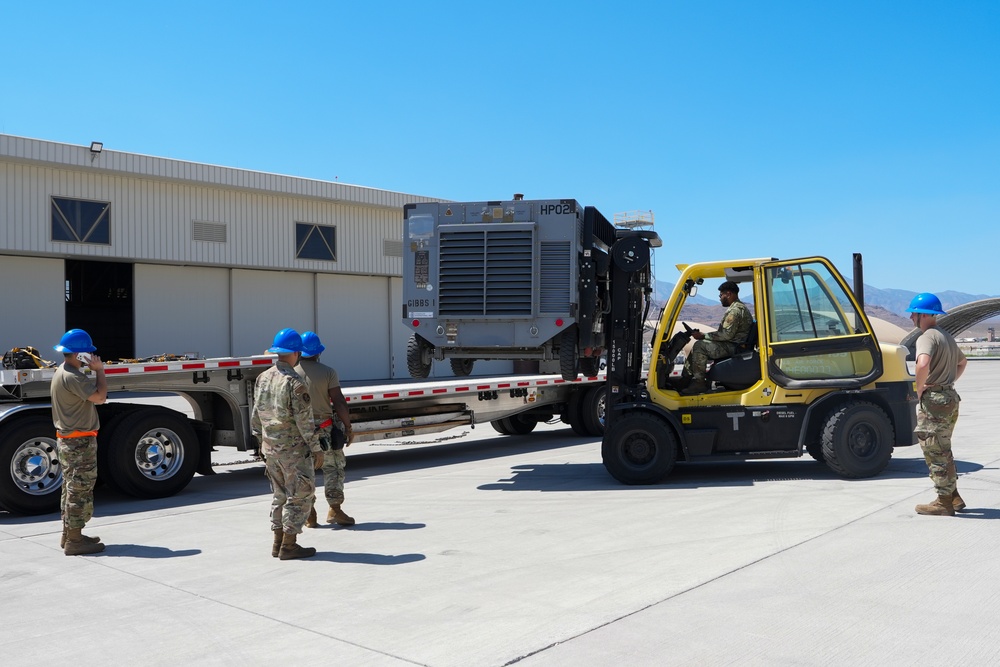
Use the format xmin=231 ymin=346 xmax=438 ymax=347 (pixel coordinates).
xmin=652 ymin=279 xmax=1000 ymax=334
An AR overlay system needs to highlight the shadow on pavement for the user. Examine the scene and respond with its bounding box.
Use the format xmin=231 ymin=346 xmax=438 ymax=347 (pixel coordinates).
xmin=303 ymin=551 xmax=426 ymax=565
xmin=955 ymin=508 xmax=1000 ymax=520
xmin=0 ymin=429 xmax=590 ymax=523
xmin=94 ymin=544 xmax=201 ymax=558
xmin=477 ymin=458 xmax=986 ymax=492
xmin=314 ymin=522 xmax=426 ymax=532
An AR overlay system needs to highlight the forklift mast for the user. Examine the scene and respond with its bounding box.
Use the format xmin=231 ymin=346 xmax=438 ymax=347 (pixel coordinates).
xmin=604 ymin=230 xmax=660 ymax=429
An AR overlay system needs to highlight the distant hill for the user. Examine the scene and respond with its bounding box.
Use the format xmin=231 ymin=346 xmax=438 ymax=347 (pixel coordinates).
xmin=653 ymin=278 xmax=997 ymax=336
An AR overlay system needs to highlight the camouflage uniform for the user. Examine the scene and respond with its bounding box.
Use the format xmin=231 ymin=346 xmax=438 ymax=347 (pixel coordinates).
xmin=50 ymin=363 xmax=100 ymax=530
xmin=914 ymin=327 xmax=965 ymax=496
xmin=295 ymin=357 xmax=349 ymax=507
xmin=57 ymin=436 xmax=98 ymax=529
xmin=684 ymin=299 xmax=754 ymax=381
xmin=251 ymin=361 xmax=321 ymax=534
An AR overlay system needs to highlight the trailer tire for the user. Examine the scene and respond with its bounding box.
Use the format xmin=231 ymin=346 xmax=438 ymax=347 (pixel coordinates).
xmin=500 ymin=414 xmax=538 ymax=435
xmin=491 ymin=420 xmax=513 ymax=435
xmin=602 ymin=413 xmax=678 ymax=485
xmin=0 ymin=416 xmax=62 ymax=515
xmin=821 ymin=401 xmax=893 ymax=478
xmin=102 ymin=408 xmax=199 ymax=499
xmin=559 ymin=327 xmax=578 ymax=381
xmin=564 ymin=389 xmax=589 ymax=436
xmin=407 ymin=334 xmax=432 ymax=379
xmin=580 ymin=385 xmax=607 ymax=437
xmin=450 ymin=358 xmax=475 ymax=376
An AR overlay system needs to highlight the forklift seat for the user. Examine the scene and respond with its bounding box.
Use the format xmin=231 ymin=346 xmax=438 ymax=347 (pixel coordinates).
xmin=708 ymin=321 xmax=760 ymax=391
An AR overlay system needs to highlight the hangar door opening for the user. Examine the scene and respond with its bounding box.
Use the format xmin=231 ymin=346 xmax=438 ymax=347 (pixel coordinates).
xmin=65 ymin=259 xmax=134 ymax=361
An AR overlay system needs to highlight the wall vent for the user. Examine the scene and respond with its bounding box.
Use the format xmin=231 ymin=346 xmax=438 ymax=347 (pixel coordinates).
xmin=192 ymin=220 xmax=227 ymax=243
xmin=383 ymin=239 xmax=403 ymax=257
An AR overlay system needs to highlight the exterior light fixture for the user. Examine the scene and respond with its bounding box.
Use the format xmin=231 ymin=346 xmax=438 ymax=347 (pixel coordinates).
xmin=89 ymin=141 xmax=103 ymax=161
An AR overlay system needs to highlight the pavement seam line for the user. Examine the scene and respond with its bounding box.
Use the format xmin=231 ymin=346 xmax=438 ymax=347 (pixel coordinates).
xmin=503 ymin=461 xmax=1000 ymax=666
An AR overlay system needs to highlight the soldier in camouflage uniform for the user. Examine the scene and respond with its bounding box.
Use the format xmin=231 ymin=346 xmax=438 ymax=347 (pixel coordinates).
xmin=682 ymin=281 xmax=755 ymax=394
xmin=251 ymin=328 xmax=324 ymax=559
xmin=295 ymin=331 xmax=356 ymax=528
xmin=50 ymin=329 xmax=107 ymax=556
xmin=907 ymin=293 xmax=968 ymax=516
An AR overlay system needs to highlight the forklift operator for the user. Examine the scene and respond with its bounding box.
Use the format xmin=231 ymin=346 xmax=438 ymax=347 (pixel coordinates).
xmin=682 ymin=281 xmax=754 ymax=395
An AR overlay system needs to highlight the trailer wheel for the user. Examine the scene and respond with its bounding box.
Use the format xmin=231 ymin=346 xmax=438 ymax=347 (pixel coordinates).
xmin=407 ymin=334 xmax=432 ymax=379
xmin=500 ymin=414 xmax=538 ymax=435
xmin=450 ymin=358 xmax=475 ymax=376
xmin=559 ymin=327 xmax=578 ymax=381
xmin=602 ymin=413 xmax=677 ymax=484
xmin=0 ymin=416 xmax=62 ymax=515
xmin=491 ymin=420 xmax=513 ymax=435
xmin=564 ymin=389 xmax=589 ymax=436
xmin=580 ymin=385 xmax=607 ymax=437
xmin=821 ymin=401 xmax=893 ymax=478
xmin=102 ymin=408 xmax=199 ymax=499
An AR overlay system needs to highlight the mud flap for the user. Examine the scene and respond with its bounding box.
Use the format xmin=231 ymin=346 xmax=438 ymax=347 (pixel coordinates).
xmin=193 ymin=421 xmax=215 ymax=476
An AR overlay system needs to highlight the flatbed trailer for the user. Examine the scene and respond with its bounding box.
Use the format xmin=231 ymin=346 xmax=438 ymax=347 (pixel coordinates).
xmin=0 ymin=356 xmax=607 ymax=515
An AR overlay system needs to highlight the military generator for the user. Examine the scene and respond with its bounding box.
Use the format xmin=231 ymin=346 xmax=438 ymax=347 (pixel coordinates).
xmin=402 ymin=198 xmax=621 ymax=380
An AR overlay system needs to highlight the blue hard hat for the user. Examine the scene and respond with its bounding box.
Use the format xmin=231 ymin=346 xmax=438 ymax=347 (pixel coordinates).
xmin=268 ymin=328 xmax=303 ymax=354
xmin=301 ymin=331 xmax=325 ymax=357
xmin=54 ymin=329 xmax=97 ymax=354
xmin=906 ymin=292 xmax=947 ymax=316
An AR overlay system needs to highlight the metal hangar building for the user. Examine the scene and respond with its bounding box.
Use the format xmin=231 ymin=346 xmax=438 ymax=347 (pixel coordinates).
xmin=0 ymin=134 xmax=449 ymax=381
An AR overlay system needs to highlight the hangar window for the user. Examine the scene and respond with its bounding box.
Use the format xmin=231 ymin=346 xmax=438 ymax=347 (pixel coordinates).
xmin=295 ymin=223 xmax=337 ymax=261
xmin=51 ymin=197 xmax=111 ymax=245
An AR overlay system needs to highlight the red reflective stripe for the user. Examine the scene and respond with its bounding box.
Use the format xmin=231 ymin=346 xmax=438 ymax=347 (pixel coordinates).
xmin=105 ymin=367 xmax=129 ymax=374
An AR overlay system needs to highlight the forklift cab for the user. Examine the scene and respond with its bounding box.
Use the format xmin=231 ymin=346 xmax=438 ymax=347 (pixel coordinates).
xmin=649 ymin=256 xmax=884 ymax=403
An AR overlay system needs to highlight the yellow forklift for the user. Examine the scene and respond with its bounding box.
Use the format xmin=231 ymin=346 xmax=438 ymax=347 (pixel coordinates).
xmin=602 ymin=246 xmax=917 ymax=484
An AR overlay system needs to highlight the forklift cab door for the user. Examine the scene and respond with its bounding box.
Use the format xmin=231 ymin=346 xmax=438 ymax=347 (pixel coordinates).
xmin=762 ymin=257 xmax=882 ymax=390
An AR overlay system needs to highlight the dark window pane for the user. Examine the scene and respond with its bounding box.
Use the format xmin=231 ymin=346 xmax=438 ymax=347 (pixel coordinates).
xmin=51 ymin=197 xmax=111 ymax=245
xmin=295 ymin=223 xmax=336 ymax=261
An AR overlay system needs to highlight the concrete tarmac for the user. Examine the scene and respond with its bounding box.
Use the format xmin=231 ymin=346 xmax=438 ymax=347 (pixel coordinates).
xmin=2 ymin=362 xmax=999 ymax=666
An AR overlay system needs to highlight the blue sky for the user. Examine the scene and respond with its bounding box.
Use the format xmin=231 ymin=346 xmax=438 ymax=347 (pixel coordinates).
xmin=2 ymin=1 xmax=997 ymax=295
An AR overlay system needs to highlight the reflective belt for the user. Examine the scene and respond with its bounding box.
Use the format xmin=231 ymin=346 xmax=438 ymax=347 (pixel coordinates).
xmin=57 ymin=430 xmax=98 ymax=439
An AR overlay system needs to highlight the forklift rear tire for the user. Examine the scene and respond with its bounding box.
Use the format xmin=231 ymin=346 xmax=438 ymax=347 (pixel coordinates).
xmin=820 ymin=401 xmax=893 ymax=478
xmin=602 ymin=413 xmax=678 ymax=484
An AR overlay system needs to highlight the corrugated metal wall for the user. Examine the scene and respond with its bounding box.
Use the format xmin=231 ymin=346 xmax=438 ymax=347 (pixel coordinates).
xmin=1 ymin=161 xmax=417 ymax=276
xmin=0 ymin=256 xmax=65 ymax=352
xmin=0 ymin=134 xmax=445 ymax=378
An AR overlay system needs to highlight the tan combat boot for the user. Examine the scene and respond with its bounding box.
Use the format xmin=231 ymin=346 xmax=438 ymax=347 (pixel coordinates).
xmin=272 ymin=529 xmax=284 ymax=558
xmin=946 ymin=461 xmax=966 ymax=511
xmin=60 ymin=523 xmax=100 ymax=549
xmin=915 ymin=495 xmax=955 ymax=517
xmin=305 ymin=505 xmax=319 ymax=528
xmin=327 ymin=504 xmax=356 ymax=526
xmin=64 ymin=527 xmax=105 ymax=555
xmin=278 ymin=532 xmax=317 ymax=560
xmin=952 ymin=490 xmax=966 ymax=512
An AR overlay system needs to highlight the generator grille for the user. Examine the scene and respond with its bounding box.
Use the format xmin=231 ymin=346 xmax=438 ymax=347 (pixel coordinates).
xmin=539 ymin=241 xmax=571 ymax=314
xmin=439 ymin=229 xmax=533 ymax=316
